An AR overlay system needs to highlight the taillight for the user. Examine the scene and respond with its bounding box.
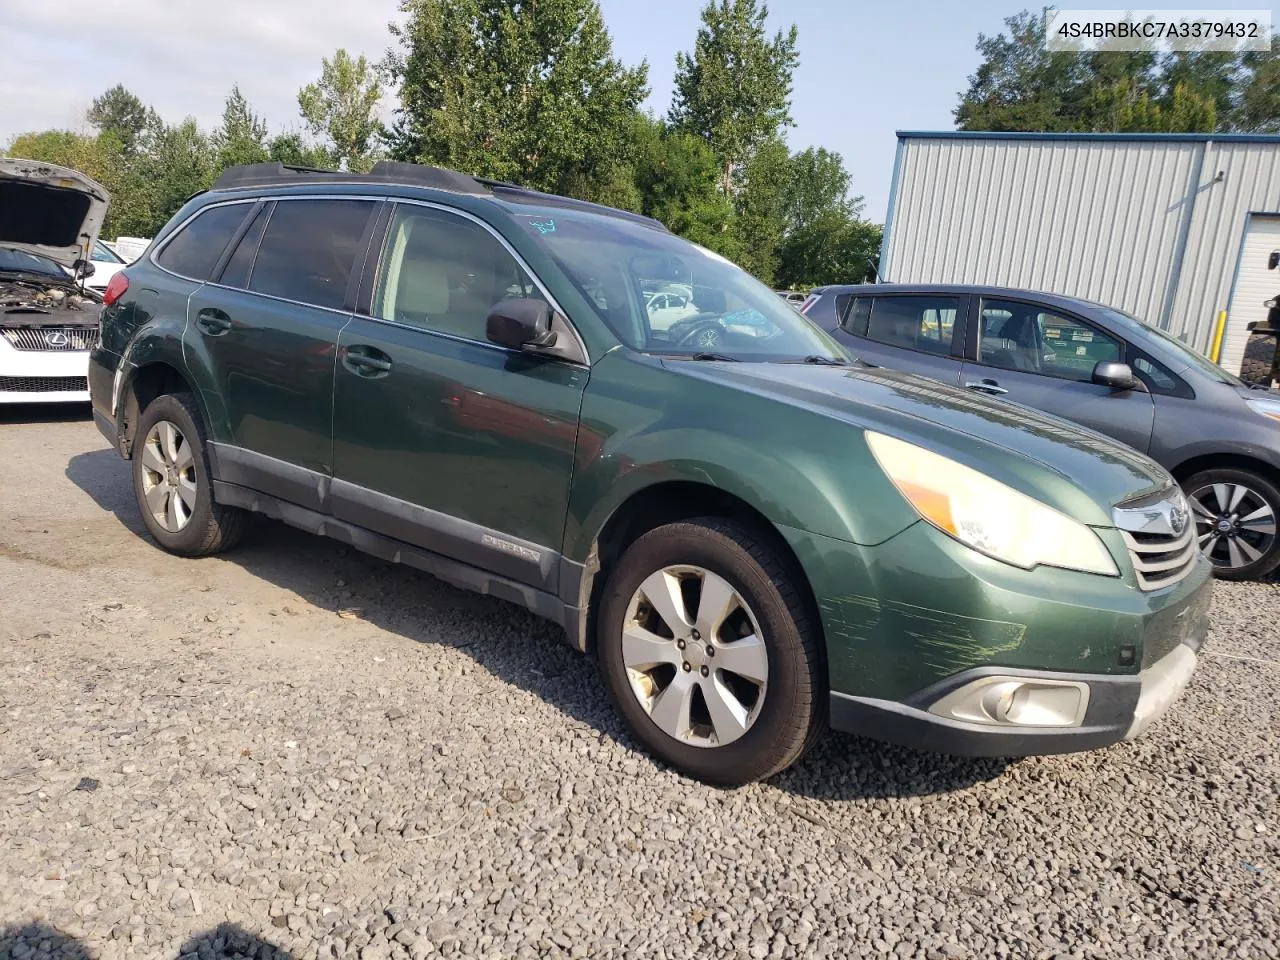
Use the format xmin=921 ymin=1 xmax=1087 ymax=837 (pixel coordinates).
xmin=103 ymin=272 xmax=129 ymax=307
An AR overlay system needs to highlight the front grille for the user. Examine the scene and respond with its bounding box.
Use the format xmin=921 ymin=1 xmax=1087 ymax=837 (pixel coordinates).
xmin=0 ymin=376 xmax=89 ymax=393
xmin=1113 ymin=490 xmax=1198 ymax=591
xmin=1 ymin=326 xmax=99 ymax=351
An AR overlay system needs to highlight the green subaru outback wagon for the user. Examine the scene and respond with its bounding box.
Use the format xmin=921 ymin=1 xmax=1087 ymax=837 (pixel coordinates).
xmin=89 ymin=162 xmax=1211 ymax=786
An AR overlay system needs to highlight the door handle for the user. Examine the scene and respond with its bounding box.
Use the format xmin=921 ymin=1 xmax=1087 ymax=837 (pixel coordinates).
xmin=196 ymin=309 xmax=232 ymax=336
xmin=965 ymin=379 xmax=1008 ymax=395
xmin=342 ymin=345 xmax=392 ymax=378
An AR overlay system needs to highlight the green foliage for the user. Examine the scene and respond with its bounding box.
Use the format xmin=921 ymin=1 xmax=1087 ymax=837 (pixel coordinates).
xmin=212 ymin=86 xmax=270 ymax=169
xmin=669 ymin=0 xmax=799 ymax=194
xmin=87 ymin=85 xmax=149 ymax=155
xmin=298 ymin=49 xmax=384 ymax=172
xmin=383 ymin=0 xmax=648 ymax=197
xmin=955 ymin=10 xmax=1276 ymax=133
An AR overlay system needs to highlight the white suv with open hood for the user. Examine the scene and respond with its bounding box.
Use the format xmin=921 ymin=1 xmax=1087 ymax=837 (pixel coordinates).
xmin=0 ymin=159 xmax=109 ymax=403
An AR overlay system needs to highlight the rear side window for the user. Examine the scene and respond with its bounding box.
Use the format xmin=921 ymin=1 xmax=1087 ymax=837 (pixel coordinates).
xmin=218 ymin=204 xmax=270 ymax=289
xmin=155 ymin=204 xmax=251 ymax=279
xmin=248 ymin=200 xmax=375 ymax=310
xmin=864 ymin=296 xmax=960 ymax=355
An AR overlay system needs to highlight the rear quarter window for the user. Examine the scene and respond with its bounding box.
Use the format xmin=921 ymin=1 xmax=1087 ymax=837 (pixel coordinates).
xmin=154 ymin=204 xmax=252 ymax=280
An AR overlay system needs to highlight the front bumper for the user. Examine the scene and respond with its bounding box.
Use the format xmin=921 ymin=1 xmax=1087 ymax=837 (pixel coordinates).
xmin=782 ymin=519 xmax=1212 ymax=757
xmin=0 ymin=342 xmax=90 ymax=403
xmin=829 ymin=640 xmax=1200 ymax=756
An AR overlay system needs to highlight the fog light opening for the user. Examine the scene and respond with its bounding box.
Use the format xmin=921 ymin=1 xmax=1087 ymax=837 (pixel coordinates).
xmin=930 ymin=676 xmax=1090 ymax=728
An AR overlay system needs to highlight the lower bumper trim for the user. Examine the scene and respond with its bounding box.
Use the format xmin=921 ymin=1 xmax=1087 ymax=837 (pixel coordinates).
xmin=829 ymin=691 xmax=1128 ymax=757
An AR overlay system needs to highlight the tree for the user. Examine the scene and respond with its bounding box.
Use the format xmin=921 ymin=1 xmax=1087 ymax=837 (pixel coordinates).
xmin=298 ymin=49 xmax=384 ymax=172
xmin=1237 ymin=36 xmax=1280 ymax=132
xmin=267 ymin=132 xmax=336 ymax=169
xmin=954 ymin=9 xmax=1264 ymax=134
xmin=87 ymin=85 xmax=149 ymax=155
xmin=630 ymin=115 xmax=736 ymax=254
xmin=669 ymin=0 xmax=798 ymax=195
xmin=733 ymin=138 xmax=791 ymax=283
xmin=384 ymin=0 xmax=648 ymax=198
xmin=212 ymin=86 xmax=269 ymax=170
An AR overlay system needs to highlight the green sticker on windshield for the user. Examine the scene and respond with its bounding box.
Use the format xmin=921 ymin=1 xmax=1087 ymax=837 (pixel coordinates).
xmin=529 ymin=218 xmax=557 ymax=235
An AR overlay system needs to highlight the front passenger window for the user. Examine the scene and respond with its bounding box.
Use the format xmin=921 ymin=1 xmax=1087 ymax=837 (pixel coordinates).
xmin=373 ymin=205 xmax=545 ymax=341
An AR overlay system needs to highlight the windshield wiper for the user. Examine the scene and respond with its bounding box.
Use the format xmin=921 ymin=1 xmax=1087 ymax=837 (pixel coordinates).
xmin=688 ymin=352 xmax=740 ymax=362
xmin=792 ymin=355 xmax=849 ymax=366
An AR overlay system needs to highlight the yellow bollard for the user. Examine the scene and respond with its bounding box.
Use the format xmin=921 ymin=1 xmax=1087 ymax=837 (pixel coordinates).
xmin=1210 ymin=310 xmax=1228 ymax=364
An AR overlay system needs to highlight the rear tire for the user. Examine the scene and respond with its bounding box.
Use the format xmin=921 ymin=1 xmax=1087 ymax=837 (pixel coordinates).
xmin=131 ymin=392 xmax=247 ymax=557
xmin=1184 ymin=467 xmax=1280 ymax=581
xmin=1239 ymin=333 xmax=1274 ymax=386
xmin=596 ymin=518 xmax=824 ymax=787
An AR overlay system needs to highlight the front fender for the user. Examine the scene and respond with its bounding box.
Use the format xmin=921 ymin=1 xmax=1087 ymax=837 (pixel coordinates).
xmin=562 ymin=351 xmax=919 ymax=562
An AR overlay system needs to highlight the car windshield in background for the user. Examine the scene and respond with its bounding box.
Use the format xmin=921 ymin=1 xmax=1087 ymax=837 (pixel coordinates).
xmin=0 ymin=249 xmax=66 ymax=279
xmin=1098 ymin=306 xmax=1244 ymax=387
xmin=512 ymin=208 xmax=846 ymax=362
xmin=92 ymin=240 xmax=124 ymax=263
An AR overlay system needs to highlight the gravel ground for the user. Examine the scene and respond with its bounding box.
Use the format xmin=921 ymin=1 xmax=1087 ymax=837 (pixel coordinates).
xmin=0 ymin=406 xmax=1276 ymax=960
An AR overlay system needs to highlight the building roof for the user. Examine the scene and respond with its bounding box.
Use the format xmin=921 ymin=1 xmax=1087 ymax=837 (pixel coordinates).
xmin=896 ymin=130 xmax=1280 ymax=145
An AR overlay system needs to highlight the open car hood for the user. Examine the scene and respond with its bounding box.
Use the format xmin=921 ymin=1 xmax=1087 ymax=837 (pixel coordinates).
xmin=0 ymin=158 xmax=109 ymax=270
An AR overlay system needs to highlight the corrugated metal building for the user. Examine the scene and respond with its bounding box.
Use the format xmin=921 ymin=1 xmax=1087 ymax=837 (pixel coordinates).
xmin=879 ymin=131 xmax=1280 ymax=375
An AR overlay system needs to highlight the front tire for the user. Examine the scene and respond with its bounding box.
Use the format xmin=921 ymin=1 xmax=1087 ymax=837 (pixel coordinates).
xmin=131 ymin=392 xmax=247 ymax=557
xmin=1184 ymin=467 xmax=1280 ymax=580
xmin=596 ymin=518 xmax=824 ymax=786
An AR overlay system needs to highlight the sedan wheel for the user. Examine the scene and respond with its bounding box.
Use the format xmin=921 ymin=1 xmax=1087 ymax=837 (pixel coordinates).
xmin=621 ymin=565 xmax=769 ymax=748
xmin=139 ymin=420 xmax=198 ymax=532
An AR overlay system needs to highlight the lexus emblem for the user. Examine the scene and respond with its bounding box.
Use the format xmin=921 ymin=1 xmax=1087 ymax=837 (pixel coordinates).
xmin=1170 ymin=500 xmax=1189 ymax=536
xmin=44 ymin=331 xmax=69 ymax=348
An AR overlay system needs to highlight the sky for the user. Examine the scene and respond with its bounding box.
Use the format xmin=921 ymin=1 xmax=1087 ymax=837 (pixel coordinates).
xmin=1 ymin=0 xmax=1268 ymax=221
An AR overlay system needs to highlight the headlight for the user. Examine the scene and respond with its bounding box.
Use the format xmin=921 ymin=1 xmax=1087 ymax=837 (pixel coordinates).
xmin=866 ymin=432 xmax=1119 ymax=576
xmin=1247 ymin=398 xmax=1280 ymax=423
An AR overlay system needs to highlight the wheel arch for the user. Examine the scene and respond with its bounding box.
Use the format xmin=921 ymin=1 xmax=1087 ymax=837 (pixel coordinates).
xmin=1170 ymin=451 xmax=1280 ymax=489
xmin=119 ymin=360 xmax=204 ymax=459
xmin=569 ymin=480 xmax=825 ymax=664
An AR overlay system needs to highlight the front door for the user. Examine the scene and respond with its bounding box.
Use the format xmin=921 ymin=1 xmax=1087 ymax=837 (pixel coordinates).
xmin=330 ymin=202 xmax=588 ymax=592
xmin=184 ymin=198 xmax=378 ymax=507
xmin=961 ymin=297 xmax=1155 ymax=452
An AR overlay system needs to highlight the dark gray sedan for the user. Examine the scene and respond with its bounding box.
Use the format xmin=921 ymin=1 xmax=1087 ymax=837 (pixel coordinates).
xmin=803 ymin=283 xmax=1280 ymax=580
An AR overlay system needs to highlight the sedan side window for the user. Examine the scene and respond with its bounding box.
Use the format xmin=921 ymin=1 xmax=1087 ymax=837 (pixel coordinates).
xmin=372 ymin=205 xmax=545 ymax=341
xmin=154 ymin=204 xmax=252 ymax=280
xmin=863 ymin=296 xmax=960 ymax=355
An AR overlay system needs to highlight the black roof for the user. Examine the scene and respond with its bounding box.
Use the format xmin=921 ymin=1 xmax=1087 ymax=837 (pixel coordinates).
xmin=210 ymin=161 xmax=669 ymax=232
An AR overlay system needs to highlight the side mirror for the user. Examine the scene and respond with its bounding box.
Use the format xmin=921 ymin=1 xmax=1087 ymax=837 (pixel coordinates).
xmin=1092 ymin=360 xmax=1139 ymax=391
xmin=1268 ymin=250 xmax=1279 ymax=270
xmin=486 ymin=298 xmax=557 ymax=351
xmin=73 ymin=258 xmax=95 ymax=279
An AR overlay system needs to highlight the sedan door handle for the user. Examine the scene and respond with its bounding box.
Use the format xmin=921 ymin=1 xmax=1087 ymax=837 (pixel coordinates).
xmin=965 ymin=379 xmax=1008 ymax=395
xmin=195 ymin=309 xmax=232 ymax=336
xmin=342 ymin=345 xmax=393 ymax=378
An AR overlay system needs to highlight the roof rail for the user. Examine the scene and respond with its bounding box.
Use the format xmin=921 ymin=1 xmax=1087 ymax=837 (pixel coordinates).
xmin=478 ymin=179 xmax=670 ymax=232
xmin=211 ymin=161 xmax=490 ymax=196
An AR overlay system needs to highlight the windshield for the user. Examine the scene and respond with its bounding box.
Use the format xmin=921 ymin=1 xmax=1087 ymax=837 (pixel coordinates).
xmin=0 ymin=249 xmax=66 ymax=279
xmin=511 ymin=207 xmax=846 ymax=362
xmin=1098 ymin=306 xmax=1243 ymax=387
xmin=92 ymin=240 xmax=124 ymax=263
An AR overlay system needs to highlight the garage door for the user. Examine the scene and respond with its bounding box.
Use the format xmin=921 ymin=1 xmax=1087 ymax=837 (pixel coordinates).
xmin=1223 ymin=214 xmax=1280 ymax=375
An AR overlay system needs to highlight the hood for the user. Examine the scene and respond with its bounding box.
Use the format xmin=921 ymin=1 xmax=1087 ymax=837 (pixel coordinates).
xmin=0 ymin=158 xmax=109 ymax=269
xmin=675 ymin=361 xmax=1174 ymax=527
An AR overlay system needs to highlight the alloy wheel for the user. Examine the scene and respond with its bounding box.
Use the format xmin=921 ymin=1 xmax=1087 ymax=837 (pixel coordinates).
xmin=621 ymin=565 xmax=768 ymax=748
xmin=696 ymin=327 xmax=723 ymax=349
xmin=1189 ymin=481 xmax=1277 ymax=570
xmin=139 ymin=420 xmax=197 ymax=532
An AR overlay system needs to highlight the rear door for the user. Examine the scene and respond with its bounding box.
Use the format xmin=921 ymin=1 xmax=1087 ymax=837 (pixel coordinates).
xmin=329 ymin=201 xmax=588 ymax=591
xmin=828 ymin=292 xmax=967 ymax=385
xmin=183 ymin=197 xmax=379 ymax=508
xmin=959 ymin=296 xmax=1155 ymax=452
